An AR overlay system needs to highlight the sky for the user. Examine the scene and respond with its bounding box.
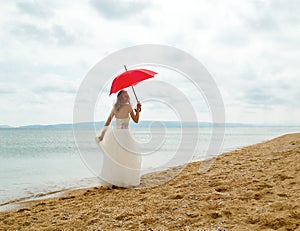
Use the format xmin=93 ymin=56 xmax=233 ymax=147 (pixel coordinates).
xmin=0 ymin=0 xmax=299 ymax=126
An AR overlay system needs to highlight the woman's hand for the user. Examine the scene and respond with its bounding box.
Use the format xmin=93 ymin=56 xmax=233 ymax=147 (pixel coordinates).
xmin=136 ymin=102 xmax=142 ymax=112
xmin=98 ymin=135 xmax=104 ymax=142
xmin=96 ymin=135 xmax=103 ymax=143
xmin=97 ymin=126 xmax=108 ymax=142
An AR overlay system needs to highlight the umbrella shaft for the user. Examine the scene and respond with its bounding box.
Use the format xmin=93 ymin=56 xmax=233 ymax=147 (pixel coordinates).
xmin=124 ymin=65 xmax=139 ymax=103
xmin=131 ymin=86 xmax=139 ymax=102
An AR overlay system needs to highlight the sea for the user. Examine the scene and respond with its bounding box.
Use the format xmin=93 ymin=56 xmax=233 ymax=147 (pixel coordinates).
xmin=0 ymin=124 xmax=299 ymax=210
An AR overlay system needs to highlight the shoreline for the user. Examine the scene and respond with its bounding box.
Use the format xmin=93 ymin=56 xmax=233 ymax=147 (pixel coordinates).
xmin=1 ymin=127 xmax=299 ymax=211
xmin=0 ymin=164 xmax=197 ymax=213
xmin=0 ymin=190 xmax=69 ymax=213
xmin=1 ymin=133 xmax=299 ymax=230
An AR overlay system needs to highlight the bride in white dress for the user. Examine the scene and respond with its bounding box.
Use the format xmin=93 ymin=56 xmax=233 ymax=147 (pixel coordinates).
xmin=96 ymin=90 xmax=142 ymax=188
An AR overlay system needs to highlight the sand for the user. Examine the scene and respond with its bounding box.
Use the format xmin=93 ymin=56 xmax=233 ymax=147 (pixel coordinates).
xmin=0 ymin=133 xmax=299 ymax=230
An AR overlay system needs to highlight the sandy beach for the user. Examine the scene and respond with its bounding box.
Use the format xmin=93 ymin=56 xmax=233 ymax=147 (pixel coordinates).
xmin=0 ymin=133 xmax=299 ymax=230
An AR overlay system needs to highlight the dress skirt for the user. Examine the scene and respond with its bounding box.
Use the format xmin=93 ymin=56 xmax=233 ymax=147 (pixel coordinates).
xmin=98 ymin=126 xmax=141 ymax=187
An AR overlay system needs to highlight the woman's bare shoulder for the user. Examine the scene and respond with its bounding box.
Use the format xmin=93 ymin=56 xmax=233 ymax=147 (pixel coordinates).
xmin=125 ymin=103 xmax=133 ymax=111
xmin=127 ymin=104 xmax=132 ymax=112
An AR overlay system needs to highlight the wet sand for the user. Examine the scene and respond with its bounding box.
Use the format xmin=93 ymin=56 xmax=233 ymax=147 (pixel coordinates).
xmin=0 ymin=133 xmax=299 ymax=230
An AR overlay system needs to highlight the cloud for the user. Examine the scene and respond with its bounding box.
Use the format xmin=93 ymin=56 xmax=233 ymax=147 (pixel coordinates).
xmin=16 ymin=1 xmax=53 ymax=18
xmin=216 ymin=29 xmax=249 ymax=47
xmin=90 ymin=0 xmax=150 ymax=20
xmin=239 ymin=87 xmax=282 ymax=108
xmin=231 ymin=64 xmax=300 ymax=110
xmin=0 ymin=59 xmax=80 ymax=83
xmin=1 ymin=0 xmax=300 ymax=125
xmin=243 ymin=0 xmax=300 ymax=31
xmin=10 ymin=22 xmax=76 ymax=46
xmin=0 ymin=84 xmax=15 ymax=94
xmin=32 ymin=75 xmax=78 ymax=96
xmin=209 ymin=0 xmax=300 ymax=52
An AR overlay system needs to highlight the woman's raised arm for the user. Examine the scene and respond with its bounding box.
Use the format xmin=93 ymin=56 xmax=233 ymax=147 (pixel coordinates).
xmin=130 ymin=102 xmax=141 ymax=123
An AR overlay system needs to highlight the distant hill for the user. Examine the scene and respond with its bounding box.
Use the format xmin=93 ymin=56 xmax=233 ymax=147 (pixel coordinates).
xmin=0 ymin=121 xmax=267 ymax=129
xmin=17 ymin=121 xmax=206 ymax=129
xmin=0 ymin=125 xmax=14 ymax=128
xmin=19 ymin=123 xmax=76 ymax=129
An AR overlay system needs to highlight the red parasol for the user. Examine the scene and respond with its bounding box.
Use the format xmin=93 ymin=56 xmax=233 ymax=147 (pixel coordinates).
xmin=109 ymin=65 xmax=157 ymax=102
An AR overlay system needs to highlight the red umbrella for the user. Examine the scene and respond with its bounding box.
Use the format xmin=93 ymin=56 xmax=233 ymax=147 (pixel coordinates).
xmin=109 ymin=65 xmax=157 ymax=102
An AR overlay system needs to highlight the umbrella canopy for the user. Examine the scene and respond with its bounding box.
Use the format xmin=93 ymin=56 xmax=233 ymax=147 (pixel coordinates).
xmin=109 ymin=68 xmax=157 ymax=97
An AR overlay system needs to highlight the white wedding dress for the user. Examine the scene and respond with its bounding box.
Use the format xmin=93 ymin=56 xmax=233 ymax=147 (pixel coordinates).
xmin=97 ymin=117 xmax=141 ymax=187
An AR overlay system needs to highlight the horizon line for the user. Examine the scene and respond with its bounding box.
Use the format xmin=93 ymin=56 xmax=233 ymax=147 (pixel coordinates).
xmin=1 ymin=120 xmax=300 ymax=128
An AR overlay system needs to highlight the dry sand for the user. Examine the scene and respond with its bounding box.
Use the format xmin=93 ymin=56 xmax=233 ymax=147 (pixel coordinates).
xmin=0 ymin=133 xmax=299 ymax=230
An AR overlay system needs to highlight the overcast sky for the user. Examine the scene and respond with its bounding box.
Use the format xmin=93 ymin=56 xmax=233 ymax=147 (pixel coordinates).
xmin=0 ymin=0 xmax=299 ymax=126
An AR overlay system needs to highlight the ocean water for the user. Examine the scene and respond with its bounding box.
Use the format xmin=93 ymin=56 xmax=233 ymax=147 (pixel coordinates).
xmin=0 ymin=125 xmax=299 ymax=207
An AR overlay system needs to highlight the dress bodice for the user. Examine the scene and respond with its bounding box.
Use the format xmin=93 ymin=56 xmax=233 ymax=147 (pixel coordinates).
xmin=116 ymin=117 xmax=130 ymax=129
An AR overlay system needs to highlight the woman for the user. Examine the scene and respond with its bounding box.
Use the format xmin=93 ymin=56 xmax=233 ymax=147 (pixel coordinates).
xmin=97 ymin=90 xmax=142 ymax=188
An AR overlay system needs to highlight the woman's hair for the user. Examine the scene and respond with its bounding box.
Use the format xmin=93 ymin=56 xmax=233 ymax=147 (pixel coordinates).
xmin=113 ymin=90 xmax=131 ymax=112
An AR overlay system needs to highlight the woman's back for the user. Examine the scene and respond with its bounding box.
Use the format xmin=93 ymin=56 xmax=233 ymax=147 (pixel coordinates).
xmin=114 ymin=104 xmax=132 ymax=119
